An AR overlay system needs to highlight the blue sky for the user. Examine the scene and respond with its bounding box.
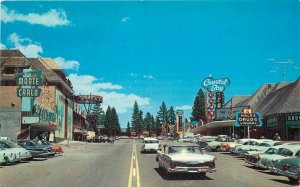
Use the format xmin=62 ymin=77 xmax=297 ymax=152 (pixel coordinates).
xmin=1 ymin=1 xmax=300 ymax=127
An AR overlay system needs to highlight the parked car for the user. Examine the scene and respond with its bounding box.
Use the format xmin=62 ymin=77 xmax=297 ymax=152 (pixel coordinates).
xmin=17 ymin=140 xmax=55 ymax=158
xmin=41 ymin=140 xmax=63 ymax=154
xmin=234 ymin=139 xmax=273 ymax=156
xmin=239 ymin=141 xmax=281 ymax=156
xmin=274 ymin=157 xmax=300 ymax=183
xmin=156 ymin=142 xmax=216 ymax=179
xmin=207 ymin=137 xmax=235 ymax=152
xmin=0 ymin=140 xmax=32 ymax=161
xmin=0 ymin=144 xmax=7 ymax=165
xmin=221 ymin=139 xmax=256 ymax=152
xmin=141 ymin=138 xmax=160 ymax=153
xmin=244 ymin=145 xmax=287 ymax=168
xmin=266 ymin=145 xmax=300 ymax=172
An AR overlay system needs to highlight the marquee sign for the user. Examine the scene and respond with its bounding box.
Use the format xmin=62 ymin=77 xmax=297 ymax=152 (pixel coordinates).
xmin=16 ymin=70 xmax=42 ymax=97
xmin=202 ymin=77 xmax=230 ymax=92
xmin=235 ymin=108 xmax=262 ymax=127
xmin=74 ymin=95 xmax=103 ymax=104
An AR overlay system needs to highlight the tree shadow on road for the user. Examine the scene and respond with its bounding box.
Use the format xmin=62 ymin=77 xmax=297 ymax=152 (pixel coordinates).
xmin=270 ymin=179 xmax=300 ymax=186
xmin=257 ymin=170 xmax=280 ymax=176
xmin=154 ymin=168 xmax=214 ymax=181
xmin=220 ymin=152 xmax=232 ymax=155
xmin=244 ymin=165 xmax=268 ymax=170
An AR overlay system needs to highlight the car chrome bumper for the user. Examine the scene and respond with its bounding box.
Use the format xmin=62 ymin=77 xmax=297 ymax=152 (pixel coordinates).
xmin=168 ymin=167 xmax=216 ymax=173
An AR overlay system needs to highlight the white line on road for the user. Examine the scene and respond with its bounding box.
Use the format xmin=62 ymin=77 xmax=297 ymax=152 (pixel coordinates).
xmin=133 ymin=168 xmax=136 ymax=177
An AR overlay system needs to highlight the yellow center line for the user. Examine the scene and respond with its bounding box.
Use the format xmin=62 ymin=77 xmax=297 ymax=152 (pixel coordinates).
xmin=127 ymin=144 xmax=134 ymax=187
xmin=135 ymin=143 xmax=141 ymax=187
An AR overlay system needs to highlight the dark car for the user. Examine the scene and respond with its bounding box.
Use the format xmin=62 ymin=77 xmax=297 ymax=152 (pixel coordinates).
xmin=17 ymin=140 xmax=56 ymax=158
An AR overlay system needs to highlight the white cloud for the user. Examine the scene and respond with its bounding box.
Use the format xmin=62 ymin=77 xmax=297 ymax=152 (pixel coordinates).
xmin=121 ymin=16 xmax=130 ymax=23
xmin=0 ymin=43 xmax=6 ymax=49
xmin=53 ymin=57 xmax=80 ymax=71
xmin=68 ymin=73 xmax=150 ymax=113
xmin=1 ymin=5 xmax=70 ymax=27
xmin=176 ymin=105 xmax=192 ymax=110
xmin=143 ymin=75 xmax=154 ymax=79
xmin=8 ymin=33 xmax=43 ymax=58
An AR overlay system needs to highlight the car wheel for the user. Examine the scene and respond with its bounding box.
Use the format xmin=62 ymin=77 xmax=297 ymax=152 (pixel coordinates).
xmin=288 ymin=176 xmax=299 ymax=183
xmin=216 ymin=147 xmax=221 ymax=152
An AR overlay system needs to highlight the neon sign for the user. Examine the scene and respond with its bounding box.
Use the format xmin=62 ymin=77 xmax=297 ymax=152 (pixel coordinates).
xmin=202 ymin=77 xmax=230 ymax=92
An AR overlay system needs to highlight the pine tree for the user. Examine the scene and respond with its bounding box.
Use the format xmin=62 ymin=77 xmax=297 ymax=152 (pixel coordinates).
xmin=131 ymin=101 xmax=140 ymax=133
xmin=126 ymin=122 xmax=131 ymax=134
xmin=157 ymin=101 xmax=169 ymax=124
xmin=104 ymin=106 xmax=112 ymax=135
xmin=111 ymin=107 xmax=120 ymax=136
xmin=138 ymin=110 xmax=144 ymax=134
xmin=155 ymin=116 xmax=161 ymax=136
xmin=191 ymin=88 xmax=206 ymax=122
xmin=144 ymin=112 xmax=152 ymax=136
xmin=151 ymin=115 xmax=155 ymax=133
xmin=168 ymin=106 xmax=176 ymax=126
xmin=93 ymin=103 xmax=105 ymax=132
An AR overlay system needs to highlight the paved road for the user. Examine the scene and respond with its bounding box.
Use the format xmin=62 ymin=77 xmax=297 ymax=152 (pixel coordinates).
xmin=0 ymin=139 xmax=298 ymax=187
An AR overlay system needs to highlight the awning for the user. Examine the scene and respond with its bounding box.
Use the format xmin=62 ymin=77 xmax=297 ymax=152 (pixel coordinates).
xmin=191 ymin=120 xmax=235 ymax=134
xmin=31 ymin=121 xmax=59 ymax=132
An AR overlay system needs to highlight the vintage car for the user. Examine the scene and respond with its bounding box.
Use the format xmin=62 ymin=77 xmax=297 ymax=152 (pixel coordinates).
xmin=239 ymin=141 xmax=281 ymax=156
xmin=41 ymin=140 xmax=63 ymax=154
xmin=0 ymin=144 xmax=10 ymax=165
xmin=221 ymin=139 xmax=256 ymax=152
xmin=244 ymin=145 xmax=287 ymax=168
xmin=234 ymin=139 xmax=273 ymax=156
xmin=156 ymin=142 xmax=216 ymax=179
xmin=266 ymin=145 xmax=300 ymax=172
xmin=273 ymin=157 xmax=300 ymax=183
xmin=141 ymin=138 xmax=160 ymax=153
xmin=0 ymin=140 xmax=32 ymax=161
xmin=17 ymin=140 xmax=56 ymax=158
xmin=207 ymin=137 xmax=235 ymax=152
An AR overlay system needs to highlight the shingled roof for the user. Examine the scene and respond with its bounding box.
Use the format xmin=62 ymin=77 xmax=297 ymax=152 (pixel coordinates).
xmin=0 ymin=49 xmax=26 ymax=58
xmin=235 ymin=82 xmax=291 ymax=111
xmin=223 ymin=96 xmax=250 ymax=108
xmin=29 ymin=58 xmax=73 ymax=93
xmin=256 ymin=77 xmax=300 ymax=116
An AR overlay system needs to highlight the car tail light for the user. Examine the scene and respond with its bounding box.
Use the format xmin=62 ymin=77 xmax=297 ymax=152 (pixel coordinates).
xmin=208 ymin=161 xmax=215 ymax=168
xmin=170 ymin=162 xmax=176 ymax=169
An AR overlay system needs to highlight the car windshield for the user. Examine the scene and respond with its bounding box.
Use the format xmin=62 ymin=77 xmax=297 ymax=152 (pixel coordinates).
xmin=168 ymin=146 xmax=202 ymax=154
xmin=265 ymin=148 xmax=279 ymax=154
xmin=145 ymin=140 xmax=159 ymax=144
xmin=258 ymin=143 xmax=269 ymax=147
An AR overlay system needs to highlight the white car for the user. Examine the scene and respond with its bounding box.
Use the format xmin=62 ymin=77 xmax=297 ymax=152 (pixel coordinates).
xmin=156 ymin=142 xmax=216 ymax=179
xmin=0 ymin=140 xmax=32 ymax=161
xmin=141 ymin=138 xmax=160 ymax=153
xmin=0 ymin=145 xmax=7 ymax=165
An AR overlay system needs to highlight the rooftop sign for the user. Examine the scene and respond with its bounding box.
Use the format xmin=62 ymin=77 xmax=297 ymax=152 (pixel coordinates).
xmin=201 ymin=77 xmax=230 ymax=92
